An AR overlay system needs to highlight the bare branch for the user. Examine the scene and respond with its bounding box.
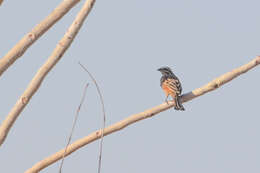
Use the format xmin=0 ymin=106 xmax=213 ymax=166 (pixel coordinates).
xmin=180 ymin=56 xmax=260 ymax=103
xmin=0 ymin=0 xmax=80 ymax=77
xmin=58 ymin=83 xmax=89 ymax=173
xmin=25 ymin=56 xmax=260 ymax=173
xmin=79 ymin=63 xmax=106 ymax=173
xmin=0 ymin=0 xmax=96 ymax=147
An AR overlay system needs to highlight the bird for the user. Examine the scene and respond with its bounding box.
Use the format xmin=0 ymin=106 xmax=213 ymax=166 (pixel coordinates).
xmin=158 ymin=66 xmax=185 ymax=111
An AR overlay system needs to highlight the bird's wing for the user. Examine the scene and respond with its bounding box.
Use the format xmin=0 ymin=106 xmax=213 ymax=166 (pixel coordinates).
xmin=165 ymin=78 xmax=182 ymax=95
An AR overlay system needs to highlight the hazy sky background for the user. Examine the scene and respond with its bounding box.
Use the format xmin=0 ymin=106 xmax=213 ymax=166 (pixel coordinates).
xmin=0 ymin=0 xmax=260 ymax=172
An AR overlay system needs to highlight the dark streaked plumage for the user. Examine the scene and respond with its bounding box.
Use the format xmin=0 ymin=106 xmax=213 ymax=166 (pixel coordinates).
xmin=158 ymin=66 xmax=185 ymax=111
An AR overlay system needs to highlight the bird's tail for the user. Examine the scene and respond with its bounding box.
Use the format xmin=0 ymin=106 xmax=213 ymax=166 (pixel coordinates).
xmin=174 ymin=96 xmax=185 ymax=111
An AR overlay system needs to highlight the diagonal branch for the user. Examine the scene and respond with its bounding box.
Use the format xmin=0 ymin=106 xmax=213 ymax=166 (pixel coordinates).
xmin=180 ymin=56 xmax=260 ymax=103
xmin=0 ymin=0 xmax=96 ymax=147
xmin=0 ymin=0 xmax=80 ymax=77
xmin=25 ymin=56 xmax=260 ymax=173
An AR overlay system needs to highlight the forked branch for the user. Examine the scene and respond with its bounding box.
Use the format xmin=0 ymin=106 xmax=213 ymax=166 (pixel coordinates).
xmin=25 ymin=56 xmax=260 ymax=173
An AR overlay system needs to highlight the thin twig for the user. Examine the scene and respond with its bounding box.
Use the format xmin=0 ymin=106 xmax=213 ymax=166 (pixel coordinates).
xmin=79 ymin=62 xmax=106 ymax=173
xmin=25 ymin=56 xmax=260 ymax=173
xmin=58 ymin=83 xmax=89 ymax=173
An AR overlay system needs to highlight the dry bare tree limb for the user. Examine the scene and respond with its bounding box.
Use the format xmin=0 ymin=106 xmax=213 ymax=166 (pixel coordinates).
xmin=25 ymin=56 xmax=260 ymax=173
xmin=0 ymin=0 xmax=96 ymax=147
xmin=58 ymin=83 xmax=89 ymax=173
xmin=0 ymin=0 xmax=80 ymax=77
xmin=79 ymin=63 xmax=106 ymax=173
xmin=180 ymin=56 xmax=260 ymax=103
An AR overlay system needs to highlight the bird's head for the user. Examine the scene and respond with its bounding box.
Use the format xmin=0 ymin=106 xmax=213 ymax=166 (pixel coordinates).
xmin=158 ymin=66 xmax=174 ymax=76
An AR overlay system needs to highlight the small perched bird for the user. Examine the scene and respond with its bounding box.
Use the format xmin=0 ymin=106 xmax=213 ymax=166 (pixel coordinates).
xmin=158 ymin=66 xmax=185 ymax=111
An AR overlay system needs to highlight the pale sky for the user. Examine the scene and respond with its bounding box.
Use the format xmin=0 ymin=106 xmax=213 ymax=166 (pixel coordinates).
xmin=0 ymin=0 xmax=260 ymax=172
